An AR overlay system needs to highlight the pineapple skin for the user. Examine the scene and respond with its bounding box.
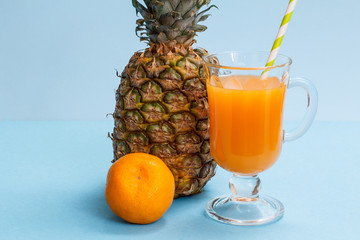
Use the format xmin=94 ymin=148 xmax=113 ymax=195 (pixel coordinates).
xmin=112 ymin=44 xmax=216 ymax=197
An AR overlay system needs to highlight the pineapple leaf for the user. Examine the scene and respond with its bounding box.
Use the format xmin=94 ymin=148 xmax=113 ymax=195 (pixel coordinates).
xmin=175 ymin=0 xmax=197 ymax=15
xmin=191 ymin=24 xmax=207 ymax=32
xmin=197 ymin=0 xmax=211 ymax=7
xmin=136 ymin=19 xmax=145 ymax=25
xmin=170 ymin=10 xmax=182 ymax=20
xmin=196 ymin=14 xmax=210 ymax=23
xmin=150 ymin=1 xmax=165 ymax=19
xmin=157 ymin=32 xmax=169 ymax=42
xmin=172 ymin=17 xmax=195 ymax=31
xmin=168 ymin=0 xmax=181 ymax=10
xmin=195 ymin=5 xmax=218 ymax=23
xmin=132 ymin=0 xmax=152 ymax=19
xmin=143 ymin=0 xmax=151 ymax=8
xmin=131 ymin=0 xmax=215 ymax=45
xmin=135 ymin=25 xmax=146 ymax=38
xmin=159 ymin=13 xmax=177 ymax=26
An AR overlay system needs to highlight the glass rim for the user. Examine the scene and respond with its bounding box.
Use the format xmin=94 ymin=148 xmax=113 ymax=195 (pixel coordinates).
xmin=203 ymin=51 xmax=293 ymax=70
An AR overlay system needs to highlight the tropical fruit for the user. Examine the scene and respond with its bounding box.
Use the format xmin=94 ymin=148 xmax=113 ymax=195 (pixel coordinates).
xmin=111 ymin=0 xmax=217 ymax=198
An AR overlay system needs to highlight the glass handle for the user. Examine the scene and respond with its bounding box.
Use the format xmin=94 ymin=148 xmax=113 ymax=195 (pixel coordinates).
xmin=283 ymin=77 xmax=318 ymax=142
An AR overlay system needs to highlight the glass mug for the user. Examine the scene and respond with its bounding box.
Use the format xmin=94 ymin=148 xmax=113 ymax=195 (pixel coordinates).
xmin=203 ymin=52 xmax=318 ymax=225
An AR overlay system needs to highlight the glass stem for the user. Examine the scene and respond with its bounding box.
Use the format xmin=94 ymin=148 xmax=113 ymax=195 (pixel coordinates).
xmin=229 ymin=174 xmax=261 ymax=201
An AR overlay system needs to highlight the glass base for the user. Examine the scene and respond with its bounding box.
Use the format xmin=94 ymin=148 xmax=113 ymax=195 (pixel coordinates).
xmin=206 ymin=195 xmax=284 ymax=226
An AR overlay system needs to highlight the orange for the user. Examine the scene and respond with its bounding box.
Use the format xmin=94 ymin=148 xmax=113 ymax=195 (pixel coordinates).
xmin=105 ymin=153 xmax=175 ymax=224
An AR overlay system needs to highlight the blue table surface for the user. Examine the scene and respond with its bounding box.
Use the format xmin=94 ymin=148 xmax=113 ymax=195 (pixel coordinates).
xmin=1 ymin=121 xmax=359 ymax=240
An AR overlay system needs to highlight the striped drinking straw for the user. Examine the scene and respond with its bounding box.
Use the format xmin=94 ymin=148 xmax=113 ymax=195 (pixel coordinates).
xmin=262 ymin=0 xmax=298 ymax=78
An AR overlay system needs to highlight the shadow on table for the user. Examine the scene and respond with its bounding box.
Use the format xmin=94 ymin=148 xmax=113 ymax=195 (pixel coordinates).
xmin=78 ymin=185 xmax=289 ymax=238
xmin=78 ymin=185 xmax=166 ymax=236
xmin=167 ymin=188 xmax=290 ymax=238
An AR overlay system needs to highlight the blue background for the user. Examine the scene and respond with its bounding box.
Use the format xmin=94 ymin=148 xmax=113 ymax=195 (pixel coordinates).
xmin=1 ymin=1 xmax=360 ymax=240
xmin=0 ymin=0 xmax=359 ymax=121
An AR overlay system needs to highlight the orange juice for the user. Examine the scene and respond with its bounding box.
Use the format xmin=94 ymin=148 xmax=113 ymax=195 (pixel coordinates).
xmin=207 ymin=75 xmax=286 ymax=174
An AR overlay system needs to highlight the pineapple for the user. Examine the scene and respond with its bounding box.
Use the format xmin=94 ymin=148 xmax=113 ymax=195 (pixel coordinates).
xmin=111 ymin=0 xmax=217 ymax=198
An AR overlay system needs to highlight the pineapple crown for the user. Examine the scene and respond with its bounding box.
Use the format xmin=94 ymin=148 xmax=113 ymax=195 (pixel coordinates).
xmin=132 ymin=0 xmax=216 ymax=47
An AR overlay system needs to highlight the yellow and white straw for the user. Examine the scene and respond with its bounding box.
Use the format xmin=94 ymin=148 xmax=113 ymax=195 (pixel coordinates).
xmin=262 ymin=0 xmax=298 ymax=78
